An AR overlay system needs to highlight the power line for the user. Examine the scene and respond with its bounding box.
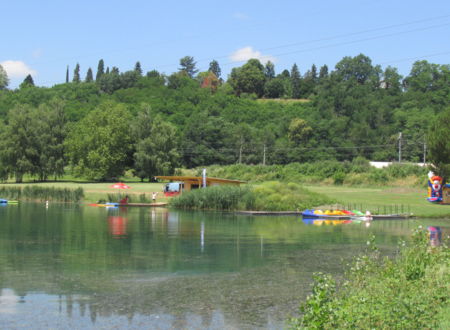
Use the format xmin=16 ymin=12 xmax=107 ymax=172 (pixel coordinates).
xmin=196 ymin=14 xmax=450 ymax=67
xmin=218 ymin=21 xmax=450 ymax=67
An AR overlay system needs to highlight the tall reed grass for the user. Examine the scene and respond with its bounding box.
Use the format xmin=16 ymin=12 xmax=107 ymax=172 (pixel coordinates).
xmin=0 ymin=186 xmax=84 ymax=202
xmin=170 ymin=185 xmax=255 ymax=210
xmin=170 ymin=182 xmax=334 ymax=211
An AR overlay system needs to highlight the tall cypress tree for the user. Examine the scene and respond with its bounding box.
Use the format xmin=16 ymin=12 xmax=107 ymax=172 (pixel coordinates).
xmin=264 ymin=61 xmax=275 ymax=79
xmin=319 ymin=64 xmax=329 ymax=81
xmin=73 ymin=63 xmax=80 ymax=83
xmin=208 ymin=60 xmax=221 ymax=79
xmin=291 ymin=63 xmax=301 ymax=99
xmin=85 ymin=68 xmax=94 ymax=82
xmin=66 ymin=65 xmax=69 ymax=83
xmin=96 ymin=59 xmax=105 ymax=81
xmin=20 ymin=74 xmax=35 ymax=88
xmin=134 ymin=61 xmax=143 ymax=76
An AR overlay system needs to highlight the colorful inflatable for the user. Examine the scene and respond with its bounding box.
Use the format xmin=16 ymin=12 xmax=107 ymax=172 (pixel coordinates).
xmin=427 ymin=171 xmax=444 ymax=203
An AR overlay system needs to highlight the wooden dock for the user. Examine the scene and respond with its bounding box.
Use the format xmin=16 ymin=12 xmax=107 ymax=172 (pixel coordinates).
xmin=235 ymin=211 xmax=302 ymax=216
xmin=119 ymin=202 xmax=168 ymax=207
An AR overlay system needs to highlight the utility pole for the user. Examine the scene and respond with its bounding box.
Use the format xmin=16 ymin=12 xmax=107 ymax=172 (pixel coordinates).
xmin=239 ymin=145 xmax=243 ymax=164
xmin=423 ymin=141 xmax=427 ymax=164
xmin=263 ymin=144 xmax=266 ymax=166
xmin=398 ymin=132 xmax=402 ymax=163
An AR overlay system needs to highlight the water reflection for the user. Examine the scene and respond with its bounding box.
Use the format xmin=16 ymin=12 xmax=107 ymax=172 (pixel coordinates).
xmin=302 ymin=218 xmax=354 ymax=225
xmin=0 ymin=289 xmax=23 ymax=314
xmin=108 ymin=216 xmax=128 ymax=238
xmin=0 ymin=204 xmax=447 ymax=329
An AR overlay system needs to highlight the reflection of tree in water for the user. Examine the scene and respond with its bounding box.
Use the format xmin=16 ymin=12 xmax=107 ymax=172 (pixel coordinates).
xmin=0 ymin=205 xmax=415 ymax=328
xmin=48 ymin=252 xmax=338 ymax=328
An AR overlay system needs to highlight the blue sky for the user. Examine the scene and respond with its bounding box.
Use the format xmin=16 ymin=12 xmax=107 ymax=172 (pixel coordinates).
xmin=2 ymin=0 xmax=449 ymax=88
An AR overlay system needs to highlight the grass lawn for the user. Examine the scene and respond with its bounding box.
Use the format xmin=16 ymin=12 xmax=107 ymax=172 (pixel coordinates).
xmin=0 ymin=181 xmax=169 ymax=203
xmin=1 ymin=180 xmax=449 ymax=217
xmin=305 ymin=185 xmax=450 ymax=218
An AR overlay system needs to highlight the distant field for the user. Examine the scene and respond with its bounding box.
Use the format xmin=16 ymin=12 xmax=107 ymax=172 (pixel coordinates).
xmin=0 ymin=181 xmax=168 ymax=203
xmin=1 ymin=181 xmax=449 ymax=217
xmin=305 ymin=185 xmax=450 ymax=218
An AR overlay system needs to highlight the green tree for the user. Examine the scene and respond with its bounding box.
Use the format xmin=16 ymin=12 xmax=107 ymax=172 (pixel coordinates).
xmin=65 ymin=101 xmax=132 ymax=180
xmin=229 ymin=59 xmax=266 ymax=97
xmin=134 ymin=61 xmax=143 ymax=76
xmin=73 ymin=63 xmax=80 ymax=83
xmin=0 ymin=104 xmax=38 ymax=182
xmin=382 ymin=66 xmax=402 ymax=95
xmin=85 ymin=68 xmax=94 ymax=82
xmin=428 ymin=107 xmax=450 ymax=178
xmin=264 ymin=61 xmax=275 ymax=79
xmin=319 ymin=64 xmax=329 ymax=81
xmin=179 ymin=56 xmax=198 ymax=78
xmin=134 ymin=115 xmax=180 ymax=181
xmin=208 ymin=60 xmax=221 ymax=79
xmin=291 ymin=63 xmax=301 ymax=99
xmin=264 ymin=78 xmax=285 ymax=98
xmin=334 ymin=54 xmax=380 ymax=85
xmin=66 ymin=65 xmax=69 ymax=83
xmin=33 ymin=99 xmax=67 ymax=181
xmin=0 ymin=64 xmax=9 ymax=90
xmin=96 ymin=59 xmax=105 ymax=81
xmin=20 ymin=74 xmax=35 ymax=88
xmin=288 ymin=118 xmax=312 ymax=145
xmin=182 ymin=113 xmax=233 ymax=167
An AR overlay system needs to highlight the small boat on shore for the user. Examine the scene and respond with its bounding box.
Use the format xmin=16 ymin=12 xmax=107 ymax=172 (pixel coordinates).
xmin=89 ymin=202 xmax=168 ymax=208
xmin=0 ymin=199 xmax=19 ymax=204
xmin=301 ymin=209 xmax=352 ymax=219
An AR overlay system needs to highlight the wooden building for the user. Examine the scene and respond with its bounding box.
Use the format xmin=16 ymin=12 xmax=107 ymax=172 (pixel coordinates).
xmin=155 ymin=176 xmax=245 ymax=196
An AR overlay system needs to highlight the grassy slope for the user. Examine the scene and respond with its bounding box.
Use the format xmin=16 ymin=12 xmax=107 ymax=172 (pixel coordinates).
xmin=305 ymin=185 xmax=450 ymax=218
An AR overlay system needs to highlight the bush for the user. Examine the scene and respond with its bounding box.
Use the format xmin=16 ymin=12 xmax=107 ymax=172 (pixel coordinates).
xmin=333 ymin=172 xmax=346 ymax=185
xmin=289 ymin=228 xmax=449 ymax=329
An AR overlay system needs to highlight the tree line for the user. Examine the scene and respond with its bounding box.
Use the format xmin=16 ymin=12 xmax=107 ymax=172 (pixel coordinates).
xmin=0 ymin=54 xmax=448 ymax=181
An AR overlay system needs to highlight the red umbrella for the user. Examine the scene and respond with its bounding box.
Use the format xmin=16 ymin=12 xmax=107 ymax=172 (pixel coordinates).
xmin=110 ymin=182 xmax=131 ymax=202
xmin=110 ymin=182 xmax=131 ymax=189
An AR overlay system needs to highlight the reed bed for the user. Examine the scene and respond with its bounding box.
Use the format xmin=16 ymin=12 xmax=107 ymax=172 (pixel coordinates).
xmin=0 ymin=186 xmax=84 ymax=202
xmin=106 ymin=193 xmax=152 ymax=203
xmin=170 ymin=185 xmax=255 ymax=211
xmin=170 ymin=182 xmax=334 ymax=211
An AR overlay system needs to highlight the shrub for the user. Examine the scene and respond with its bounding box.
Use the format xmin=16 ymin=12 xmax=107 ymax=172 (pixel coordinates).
xmin=332 ymin=172 xmax=346 ymax=185
xmin=289 ymin=228 xmax=449 ymax=329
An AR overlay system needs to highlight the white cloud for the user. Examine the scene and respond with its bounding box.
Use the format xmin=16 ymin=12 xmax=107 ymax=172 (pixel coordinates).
xmin=0 ymin=60 xmax=37 ymax=79
xmin=230 ymin=46 xmax=276 ymax=64
xmin=233 ymin=12 xmax=249 ymax=20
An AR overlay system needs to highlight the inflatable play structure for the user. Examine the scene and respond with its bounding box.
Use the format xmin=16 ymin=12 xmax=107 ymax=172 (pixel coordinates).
xmin=427 ymin=171 xmax=450 ymax=204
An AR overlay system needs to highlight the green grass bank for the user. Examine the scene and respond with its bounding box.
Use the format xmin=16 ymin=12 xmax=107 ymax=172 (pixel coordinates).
xmin=288 ymin=228 xmax=449 ymax=329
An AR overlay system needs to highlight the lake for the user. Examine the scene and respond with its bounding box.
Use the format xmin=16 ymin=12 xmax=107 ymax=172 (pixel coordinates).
xmin=0 ymin=203 xmax=446 ymax=329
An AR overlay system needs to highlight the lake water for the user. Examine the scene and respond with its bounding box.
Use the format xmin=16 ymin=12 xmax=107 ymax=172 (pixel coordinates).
xmin=0 ymin=204 xmax=447 ymax=329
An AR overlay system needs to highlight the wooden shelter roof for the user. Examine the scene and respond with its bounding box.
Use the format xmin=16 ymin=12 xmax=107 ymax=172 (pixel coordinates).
xmin=154 ymin=176 xmax=245 ymax=185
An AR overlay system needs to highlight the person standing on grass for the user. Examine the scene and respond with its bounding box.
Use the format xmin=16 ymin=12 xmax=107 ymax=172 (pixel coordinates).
xmin=152 ymin=192 xmax=157 ymax=202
